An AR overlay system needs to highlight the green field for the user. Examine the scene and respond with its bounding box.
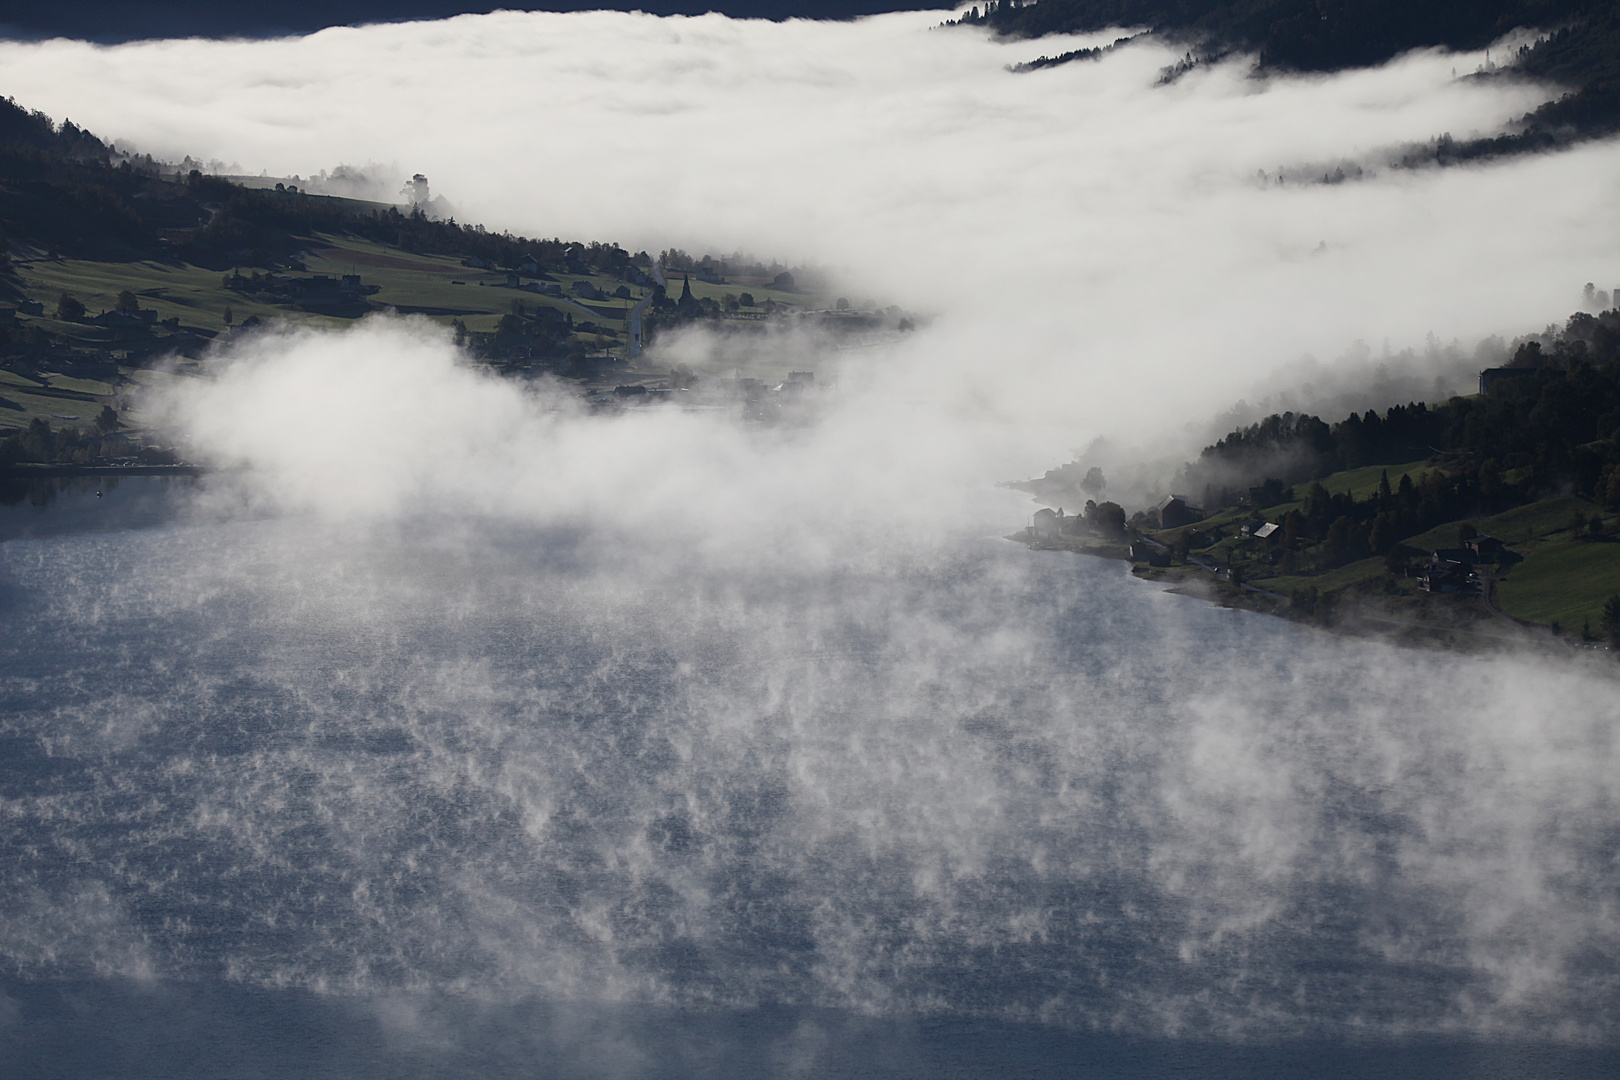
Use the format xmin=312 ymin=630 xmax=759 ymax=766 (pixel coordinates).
xmin=0 ymin=367 xmax=120 ymax=432
xmin=1185 ymin=458 xmax=1441 ymax=529
xmin=17 ymin=256 xmax=298 ymax=336
xmin=2 ymin=235 xmax=851 ymax=436
xmin=10 ymin=234 xmax=832 ymax=349
xmin=1497 ymin=537 xmax=1620 ymax=629
xmin=1403 ymin=495 xmax=1586 ymax=553
xmin=1424 ymin=496 xmax=1620 ymax=631
xmin=1263 ymin=556 xmax=1389 ymax=597
xmin=1318 ymin=458 xmax=1437 ymax=500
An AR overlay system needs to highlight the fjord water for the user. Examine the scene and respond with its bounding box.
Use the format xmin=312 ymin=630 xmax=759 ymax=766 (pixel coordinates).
xmin=2 ymin=482 xmax=1618 ymax=1077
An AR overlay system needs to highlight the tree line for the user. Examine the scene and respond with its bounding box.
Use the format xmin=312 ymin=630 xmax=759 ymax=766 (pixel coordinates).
xmin=0 ymin=411 xmax=135 ymax=468
xmin=1182 ymin=309 xmax=1620 ymax=502
xmin=0 ymin=95 xmax=649 ymax=276
xmin=1168 ymin=304 xmax=1620 ymax=568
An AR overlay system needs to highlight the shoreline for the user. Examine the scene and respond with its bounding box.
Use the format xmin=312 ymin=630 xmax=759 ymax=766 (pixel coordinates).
xmin=1006 ymin=531 xmax=1603 ymax=658
xmin=1 ymin=464 xmax=206 ymax=479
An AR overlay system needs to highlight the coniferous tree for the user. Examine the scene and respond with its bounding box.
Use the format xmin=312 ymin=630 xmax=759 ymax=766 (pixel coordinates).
xmin=1602 ymin=593 xmax=1620 ymax=646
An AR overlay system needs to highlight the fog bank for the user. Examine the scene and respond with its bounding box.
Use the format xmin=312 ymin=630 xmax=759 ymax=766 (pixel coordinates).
xmin=3 ymin=12 xmax=1618 ymax=467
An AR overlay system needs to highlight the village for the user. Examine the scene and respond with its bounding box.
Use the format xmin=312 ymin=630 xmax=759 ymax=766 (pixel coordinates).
xmin=1016 ymin=451 xmax=1619 ymax=651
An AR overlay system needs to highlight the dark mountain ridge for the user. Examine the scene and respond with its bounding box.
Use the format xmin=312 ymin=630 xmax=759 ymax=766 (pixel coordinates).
xmin=0 ymin=95 xmax=629 ymax=275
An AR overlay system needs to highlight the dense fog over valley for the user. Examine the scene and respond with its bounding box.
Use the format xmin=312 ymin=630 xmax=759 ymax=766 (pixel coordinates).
xmin=3 ymin=8 xmax=1620 ymax=1077
xmin=3 ymin=11 xmax=1617 ymax=454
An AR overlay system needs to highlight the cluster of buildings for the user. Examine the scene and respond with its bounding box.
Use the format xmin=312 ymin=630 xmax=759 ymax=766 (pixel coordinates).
xmin=1021 ymin=481 xmax=1522 ymax=605
xmin=1028 ymin=506 xmax=1076 ymax=546
xmin=1415 ymin=534 xmax=1510 ymax=594
xmin=1238 ymin=518 xmax=1280 ymax=540
xmin=225 ymin=271 xmax=374 ymax=312
xmin=2 ymin=301 xmax=190 ymax=376
xmin=495 ymin=274 xmax=634 ymax=303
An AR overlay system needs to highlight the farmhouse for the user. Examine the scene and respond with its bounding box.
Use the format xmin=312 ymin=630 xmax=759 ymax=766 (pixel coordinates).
xmin=1419 ymin=566 xmax=1477 ymax=594
xmin=1157 ymin=494 xmax=1204 ymax=529
xmin=1031 ymin=507 xmax=1067 ymax=542
xmin=1478 ymin=366 xmax=1540 ymax=395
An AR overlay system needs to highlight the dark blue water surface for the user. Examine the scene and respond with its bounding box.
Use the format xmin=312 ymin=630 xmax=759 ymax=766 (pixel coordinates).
xmin=2 ymin=482 xmax=1617 ymax=1076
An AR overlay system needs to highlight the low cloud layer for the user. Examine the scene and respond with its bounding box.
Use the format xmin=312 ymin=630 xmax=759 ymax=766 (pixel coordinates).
xmin=4 ymin=12 xmax=1618 ymax=466
xmin=157 ymin=318 xmax=1012 ymax=570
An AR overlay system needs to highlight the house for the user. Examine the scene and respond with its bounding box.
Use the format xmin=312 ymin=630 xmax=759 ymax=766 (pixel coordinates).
xmin=572 ymin=281 xmax=602 ymax=300
xmin=1031 ymin=507 xmax=1066 ymax=542
xmin=19 ymin=299 xmax=43 ymax=315
xmin=1238 ymin=518 xmax=1265 ymax=537
xmin=1157 ymin=494 xmax=1203 ymax=529
xmin=287 ymin=274 xmax=368 ymax=311
xmin=517 ymin=255 xmax=540 ymax=274
xmin=613 ymin=285 xmax=632 ymax=299
xmin=1464 ymin=535 xmax=1505 ymax=561
xmin=1478 ymin=366 xmax=1540 ymax=395
xmin=1251 ymin=522 xmax=1280 ymax=540
xmin=1419 ymin=567 xmax=1477 ymax=594
xmin=463 ymin=256 xmax=491 ymax=269
xmin=93 ymin=310 xmax=149 ymax=330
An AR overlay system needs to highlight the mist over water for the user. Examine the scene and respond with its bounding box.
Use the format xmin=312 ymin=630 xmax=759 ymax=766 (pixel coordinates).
xmin=3 ymin=478 xmax=1620 ymax=1074
xmin=3 ymin=7 xmax=1620 ymax=1075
